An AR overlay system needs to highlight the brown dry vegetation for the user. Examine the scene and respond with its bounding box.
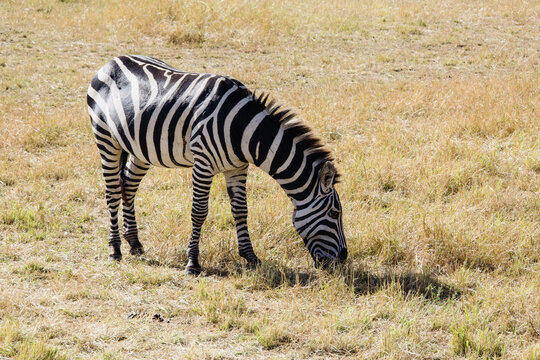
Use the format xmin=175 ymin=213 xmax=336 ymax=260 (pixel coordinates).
xmin=0 ymin=0 xmax=539 ymax=359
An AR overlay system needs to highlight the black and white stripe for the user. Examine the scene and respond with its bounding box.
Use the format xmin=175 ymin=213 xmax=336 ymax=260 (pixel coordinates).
xmin=87 ymin=55 xmax=347 ymax=273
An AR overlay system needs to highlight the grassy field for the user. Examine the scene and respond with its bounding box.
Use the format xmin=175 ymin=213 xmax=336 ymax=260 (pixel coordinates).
xmin=0 ymin=0 xmax=539 ymax=358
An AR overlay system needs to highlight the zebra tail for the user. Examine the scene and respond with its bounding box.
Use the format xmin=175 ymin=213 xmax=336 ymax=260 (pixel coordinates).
xmin=119 ymin=150 xmax=129 ymax=204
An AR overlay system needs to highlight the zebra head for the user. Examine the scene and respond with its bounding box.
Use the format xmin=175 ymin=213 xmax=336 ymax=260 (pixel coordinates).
xmin=293 ymin=161 xmax=347 ymax=268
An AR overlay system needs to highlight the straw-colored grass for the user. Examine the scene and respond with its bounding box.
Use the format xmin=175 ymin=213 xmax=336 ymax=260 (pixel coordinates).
xmin=0 ymin=0 xmax=538 ymax=358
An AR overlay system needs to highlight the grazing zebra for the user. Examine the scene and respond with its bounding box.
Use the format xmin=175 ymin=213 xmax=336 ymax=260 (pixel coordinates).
xmin=87 ymin=55 xmax=347 ymax=274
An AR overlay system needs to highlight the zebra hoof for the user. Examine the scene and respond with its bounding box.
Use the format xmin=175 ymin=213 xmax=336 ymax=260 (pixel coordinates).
xmin=108 ymin=254 xmax=122 ymax=262
xmin=130 ymin=246 xmax=144 ymax=256
xmin=185 ymin=266 xmax=201 ymax=276
xmin=109 ymin=243 xmax=122 ymax=261
xmin=246 ymin=257 xmax=261 ymax=270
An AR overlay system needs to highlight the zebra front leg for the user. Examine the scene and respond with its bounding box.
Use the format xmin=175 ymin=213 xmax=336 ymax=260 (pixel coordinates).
xmin=224 ymin=166 xmax=260 ymax=268
xmin=121 ymin=156 xmax=150 ymax=256
xmin=186 ymin=163 xmax=214 ymax=275
xmin=99 ymin=151 xmax=124 ymax=261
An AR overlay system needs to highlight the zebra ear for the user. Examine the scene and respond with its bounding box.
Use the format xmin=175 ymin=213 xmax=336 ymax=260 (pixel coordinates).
xmin=320 ymin=161 xmax=336 ymax=193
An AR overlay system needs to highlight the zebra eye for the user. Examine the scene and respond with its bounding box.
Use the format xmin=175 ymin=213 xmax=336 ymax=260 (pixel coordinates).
xmin=328 ymin=209 xmax=340 ymax=219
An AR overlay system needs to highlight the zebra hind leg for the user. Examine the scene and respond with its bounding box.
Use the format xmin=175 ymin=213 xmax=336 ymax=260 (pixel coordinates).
xmin=98 ymin=149 xmax=124 ymax=261
xmin=185 ymin=162 xmax=214 ymax=275
xmin=224 ymin=166 xmax=261 ymax=268
xmin=121 ymin=155 xmax=150 ymax=256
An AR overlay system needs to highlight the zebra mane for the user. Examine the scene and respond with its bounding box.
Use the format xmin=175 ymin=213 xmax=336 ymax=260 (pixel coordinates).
xmin=251 ymin=91 xmax=341 ymax=183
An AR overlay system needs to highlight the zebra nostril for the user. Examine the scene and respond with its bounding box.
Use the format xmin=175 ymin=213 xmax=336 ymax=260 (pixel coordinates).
xmin=338 ymin=248 xmax=348 ymax=262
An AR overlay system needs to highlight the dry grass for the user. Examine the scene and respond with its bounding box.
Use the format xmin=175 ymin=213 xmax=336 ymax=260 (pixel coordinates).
xmin=0 ymin=0 xmax=539 ymax=358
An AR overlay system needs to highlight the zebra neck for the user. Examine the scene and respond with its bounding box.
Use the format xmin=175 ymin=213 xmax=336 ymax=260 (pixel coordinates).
xmin=270 ymin=153 xmax=322 ymax=208
xmin=252 ymin=130 xmax=322 ymax=207
xmin=230 ymin=102 xmax=324 ymax=207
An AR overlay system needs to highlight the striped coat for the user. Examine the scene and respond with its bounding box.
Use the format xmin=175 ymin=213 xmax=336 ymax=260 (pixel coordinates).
xmin=88 ymin=55 xmax=346 ymax=274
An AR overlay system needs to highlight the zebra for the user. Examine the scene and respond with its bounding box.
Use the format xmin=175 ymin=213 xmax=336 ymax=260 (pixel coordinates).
xmin=87 ymin=55 xmax=347 ymax=274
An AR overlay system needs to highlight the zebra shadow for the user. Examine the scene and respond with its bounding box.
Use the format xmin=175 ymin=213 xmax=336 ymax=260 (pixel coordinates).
xmin=346 ymin=270 xmax=461 ymax=301
xmin=135 ymin=256 xmax=460 ymax=301
xmin=203 ymin=262 xmax=461 ymax=301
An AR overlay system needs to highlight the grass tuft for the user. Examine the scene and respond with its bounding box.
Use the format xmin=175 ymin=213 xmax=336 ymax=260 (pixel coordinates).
xmin=253 ymin=324 xmax=291 ymax=350
xmin=0 ymin=320 xmax=66 ymax=360
xmin=451 ymin=325 xmax=506 ymax=358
